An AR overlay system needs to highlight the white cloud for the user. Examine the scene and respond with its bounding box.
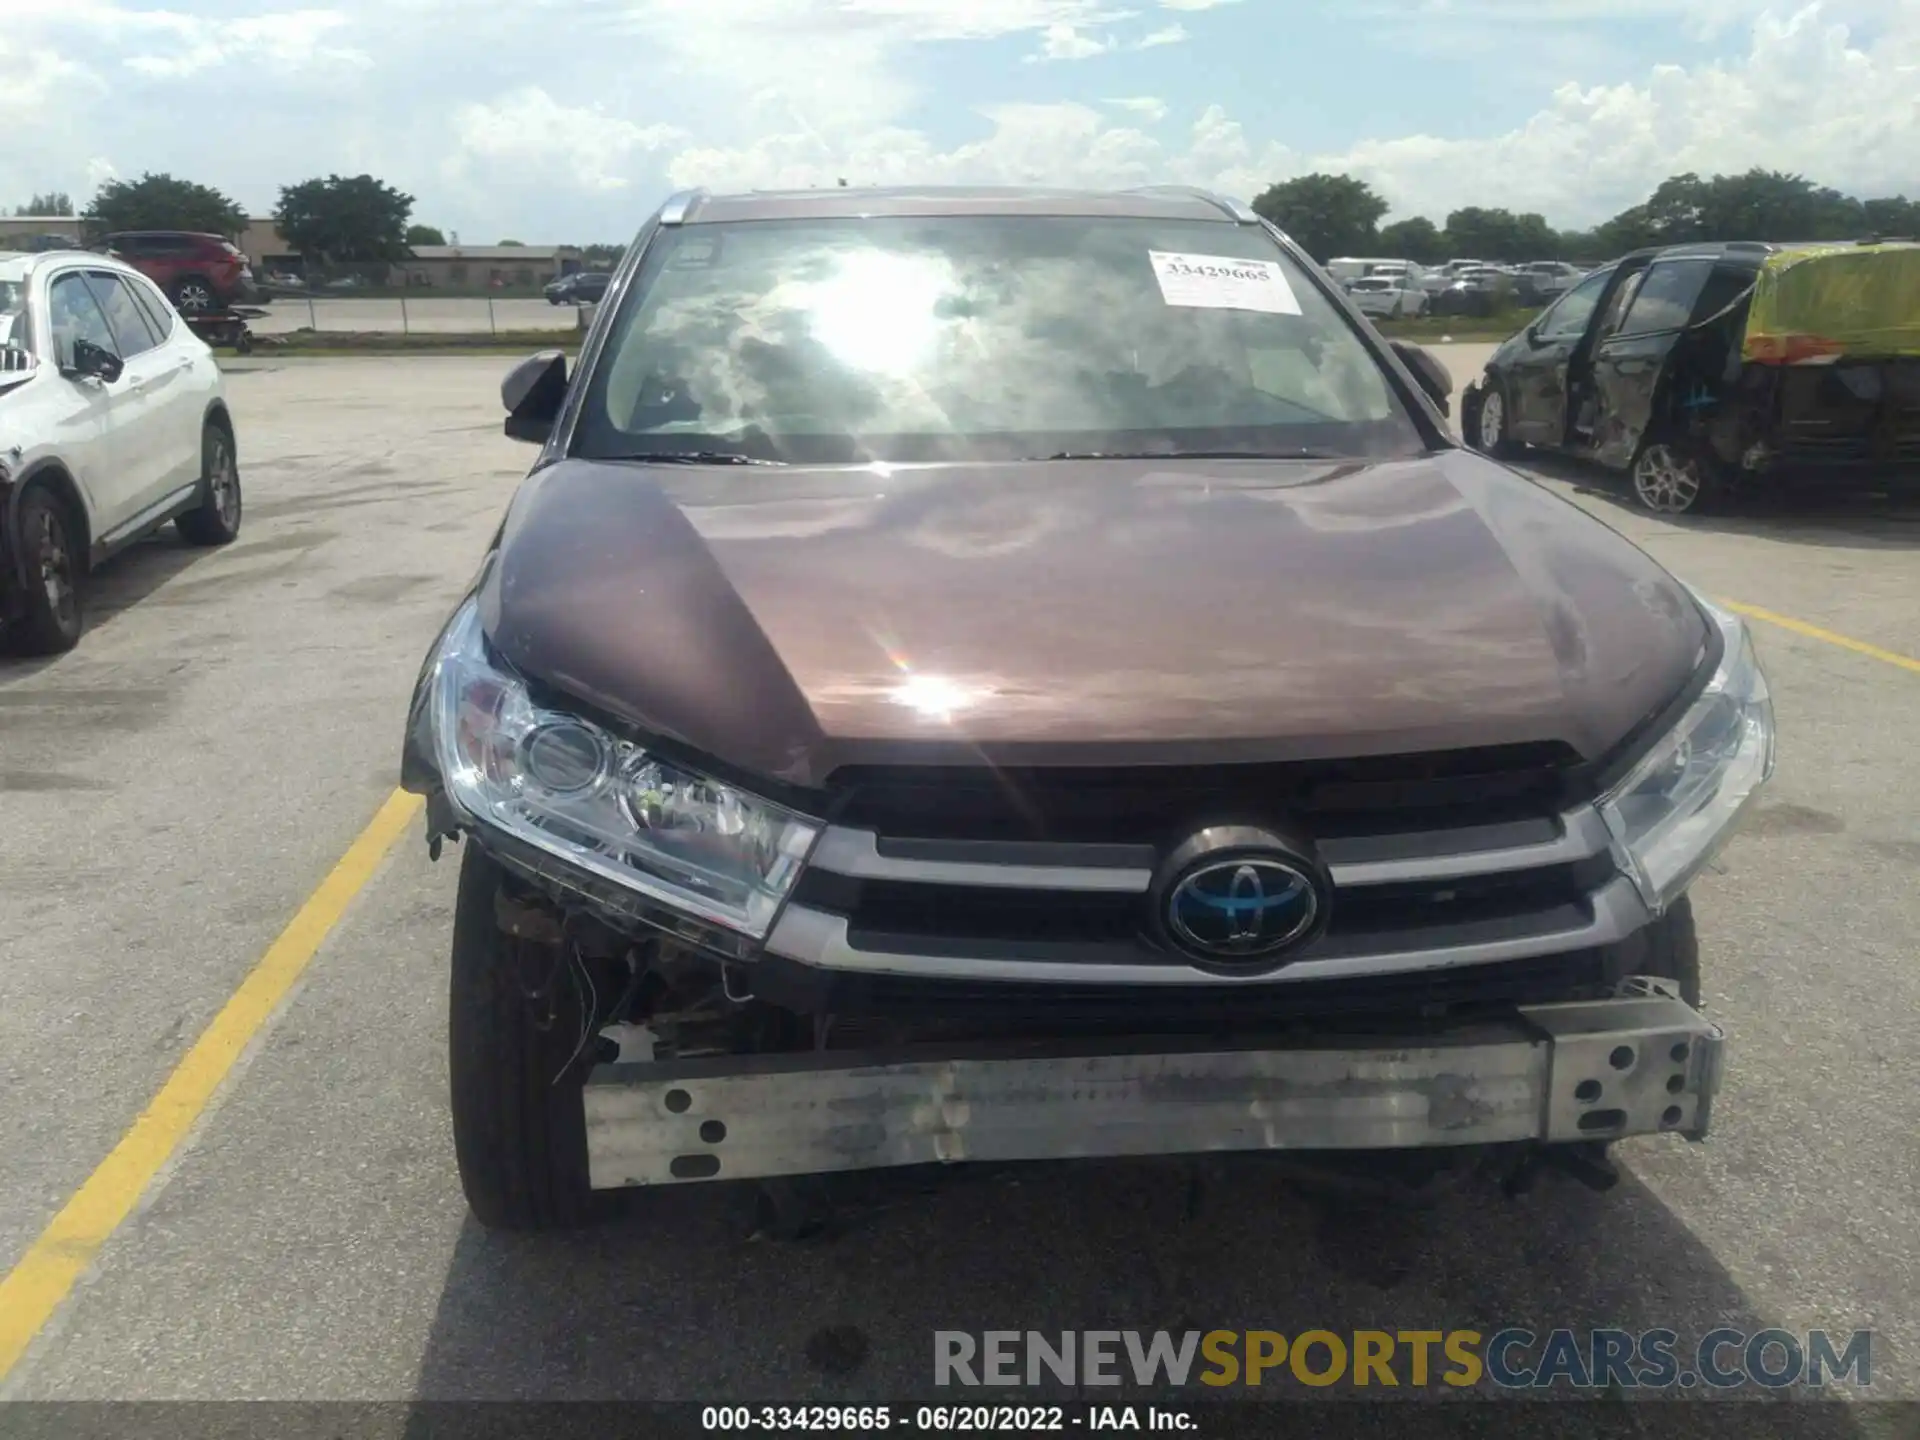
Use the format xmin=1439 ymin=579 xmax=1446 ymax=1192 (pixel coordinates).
xmin=450 ymin=88 xmax=684 ymax=192
xmin=1028 ymin=22 xmax=1119 ymax=59
xmin=1333 ymin=2 xmax=1920 ymax=222
xmin=1 ymin=0 xmax=1917 ymax=246
xmin=0 ymin=36 xmax=100 ymax=128
xmin=120 ymin=10 xmax=371 ymax=77
xmin=664 ymin=1 xmax=1920 ymax=227
xmin=666 ymin=101 xmax=1289 ymax=198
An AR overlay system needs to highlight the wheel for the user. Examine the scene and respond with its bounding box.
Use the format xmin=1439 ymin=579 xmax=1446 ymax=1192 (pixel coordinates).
xmin=234 ymin=329 xmax=253 ymax=356
xmin=1469 ymin=378 xmax=1520 ymax=458
xmin=449 ymin=843 xmax=598 ymax=1230
xmin=10 ymin=486 xmax=85 ymax=654
xmin=1631 ymin=440 xmax=1723 ymax=516
xmin=170 ymin=276 xmax=216 ymax=315
xmin=176 ymin=422 xmax=243 ymax=546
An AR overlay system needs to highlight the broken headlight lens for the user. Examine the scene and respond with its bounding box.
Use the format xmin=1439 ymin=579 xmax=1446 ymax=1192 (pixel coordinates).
xmin=428 ymin=597 xmax=820 ymax=938
xmin=1600 ymin=593 xmax=1776 ymax=915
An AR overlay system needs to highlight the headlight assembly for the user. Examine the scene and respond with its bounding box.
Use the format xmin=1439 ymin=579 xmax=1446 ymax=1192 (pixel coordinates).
xmin=426 ymin=598 xmax=820 ymax=945
xmin=1600 ymin=592 xmax=1776 ymax=915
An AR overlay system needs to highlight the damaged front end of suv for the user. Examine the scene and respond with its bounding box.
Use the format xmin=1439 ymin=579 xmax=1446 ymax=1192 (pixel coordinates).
xmin=401 ymin=184 xmax=1776 ymax=1233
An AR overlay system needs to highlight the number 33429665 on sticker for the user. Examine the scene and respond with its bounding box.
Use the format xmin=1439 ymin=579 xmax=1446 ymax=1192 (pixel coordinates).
xmin=1149 ymin=249 xmax=1303 ymax=316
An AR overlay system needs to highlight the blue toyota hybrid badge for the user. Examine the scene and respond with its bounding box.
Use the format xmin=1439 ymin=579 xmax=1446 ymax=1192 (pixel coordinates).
xmin=1152 ymin=826 xmax=1330 ymax=969
xmin=1168 ymin=858 xmax=1318 ymax=956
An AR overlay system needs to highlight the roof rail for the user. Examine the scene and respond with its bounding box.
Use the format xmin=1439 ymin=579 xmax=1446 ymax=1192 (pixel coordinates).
xmin=658 ymin=189 xmax=708 ymax=226
xmin=1126 ymin=185 xmax=1259 ymax=224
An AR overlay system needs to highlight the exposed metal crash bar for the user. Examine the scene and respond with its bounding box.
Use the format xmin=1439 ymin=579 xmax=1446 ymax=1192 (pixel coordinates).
xmin=582 ymin=987 xmax=1724 ymax=1190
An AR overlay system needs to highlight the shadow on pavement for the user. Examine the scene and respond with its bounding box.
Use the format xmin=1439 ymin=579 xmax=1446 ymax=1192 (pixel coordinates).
xmin=407 ymin=1151 xmax=1875 ymax=1437
xmin=0 ymin=533 xmax=212 ymax=666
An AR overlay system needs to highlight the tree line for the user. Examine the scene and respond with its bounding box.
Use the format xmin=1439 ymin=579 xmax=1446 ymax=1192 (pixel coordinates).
xmin=19 ymin=166 xmax=1918 ymax=277
xmin=1250 ymin=169 xmax=1920 ymax=266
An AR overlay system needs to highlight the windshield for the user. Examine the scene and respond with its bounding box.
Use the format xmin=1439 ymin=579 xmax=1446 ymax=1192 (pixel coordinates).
xmin=573 ymin=215 xmax=1423 ymax=465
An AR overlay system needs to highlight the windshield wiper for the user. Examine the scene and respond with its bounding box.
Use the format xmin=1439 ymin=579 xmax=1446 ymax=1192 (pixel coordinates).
xmin=608 ymin=451 xmax=786 ymax=467
xmin=1041 ymin=448 xmax=1343 ymax=461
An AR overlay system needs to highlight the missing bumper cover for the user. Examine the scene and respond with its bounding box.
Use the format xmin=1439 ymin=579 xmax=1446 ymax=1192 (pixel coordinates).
xmin=581 ymin=985 xmax=1723 ymax=1189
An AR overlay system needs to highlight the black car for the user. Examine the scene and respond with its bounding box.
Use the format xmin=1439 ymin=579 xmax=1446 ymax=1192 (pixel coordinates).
xmin=1461 ymin=239 xmax=1920 ymax=514
xmin=544 ymin=270 xmax=612 ymax=305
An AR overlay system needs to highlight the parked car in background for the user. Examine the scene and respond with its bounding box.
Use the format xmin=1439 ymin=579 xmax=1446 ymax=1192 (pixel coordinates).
xmin=545 ymin=270 xmax=613 ymax=305
xmin=1516 ymin=261 xmax=1586 ymax=305
xmin=0 ymin=250 xmax=242 ymax=653
xmin=1463 ymin=239 xmax=1920 ymax=514
xmin=1362 ymin=260 xmax=1426 ymax=290
xmin=1326 ymin=258 xmax=1428 ymax=292
xmin=1420 ymin=259 xmax=1492 ymax=293
xmin=1431 ymin=266 xmax=1519 ymax=316
xmin=100 ymin=232 xmax=257 ymax=315
xmin=1325 ymin=257 xmax=1390 ymax=286
xmin=1347 ymin=274 xmax=1429 ymax=318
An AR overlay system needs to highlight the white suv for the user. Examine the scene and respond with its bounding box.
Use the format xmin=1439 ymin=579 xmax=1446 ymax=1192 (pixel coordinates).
xmin=0 ymin=250 xmax=241 ymax=654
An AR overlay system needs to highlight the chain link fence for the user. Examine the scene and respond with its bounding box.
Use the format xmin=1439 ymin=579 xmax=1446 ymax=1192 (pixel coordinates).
xmin=246 ymin=293 xmax=584 ymax=337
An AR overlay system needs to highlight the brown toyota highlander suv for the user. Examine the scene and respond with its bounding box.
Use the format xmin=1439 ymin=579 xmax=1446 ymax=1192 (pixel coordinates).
xmin=400 ymin=185 xmax=1775 ymax=1232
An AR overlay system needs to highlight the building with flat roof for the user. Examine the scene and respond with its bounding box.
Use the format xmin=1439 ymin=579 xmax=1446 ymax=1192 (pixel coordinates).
xmin=0 ymin=215 xmax=85 ymax=251
xmin=235 ymin=219 xmax=581 ymax=287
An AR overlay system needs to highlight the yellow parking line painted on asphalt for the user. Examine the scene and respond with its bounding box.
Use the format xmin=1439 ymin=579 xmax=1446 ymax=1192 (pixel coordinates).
xmin=1721 ymin=600 xmax=1920 ymax=676
xmin=0 ymin=787 xmax=424 ymax=1384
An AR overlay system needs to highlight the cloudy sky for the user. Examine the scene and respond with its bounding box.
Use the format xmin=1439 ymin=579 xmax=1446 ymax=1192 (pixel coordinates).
xmin=4 ymin=0 xmax=1916 ymax=244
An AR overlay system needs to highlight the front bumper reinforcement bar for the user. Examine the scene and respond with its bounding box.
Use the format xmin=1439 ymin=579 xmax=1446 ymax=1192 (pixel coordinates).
xmin=581 ymin=986 xmax=1724 ymax=1189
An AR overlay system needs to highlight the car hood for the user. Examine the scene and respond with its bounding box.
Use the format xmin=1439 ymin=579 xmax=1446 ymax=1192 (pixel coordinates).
xmin=478 ymin=452 xmax=1709 ymax=789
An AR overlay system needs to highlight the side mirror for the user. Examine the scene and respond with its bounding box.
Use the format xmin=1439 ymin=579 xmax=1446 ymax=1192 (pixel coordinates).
xmin=1389 ymin=339 xmax=1452 ymax=417
xmin=67 ymin=338 xmax=123 ymax=384
xmin=503 ymin=350 xmax=568 ymax=445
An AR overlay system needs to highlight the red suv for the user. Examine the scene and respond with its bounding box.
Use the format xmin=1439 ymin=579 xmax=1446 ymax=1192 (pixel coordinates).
xmin=101 ymin=231 xmax=258 ymax=314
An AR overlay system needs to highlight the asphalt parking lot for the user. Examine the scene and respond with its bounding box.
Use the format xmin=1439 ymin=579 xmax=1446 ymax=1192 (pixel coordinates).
xmin=1 ymin=350 xmax=1916 ymax=1417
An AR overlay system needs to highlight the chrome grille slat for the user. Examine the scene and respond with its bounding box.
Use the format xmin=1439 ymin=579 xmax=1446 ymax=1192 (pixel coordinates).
xmin=779 ymin=754 xmax=1629 ymax=988
xmin=808 ymin=828 xmax=1154 ymax=892
xmin=764 ymin=876 xmax=1650 ymax=987
xmin=806 ymin=806 xmax=1613 ymax=892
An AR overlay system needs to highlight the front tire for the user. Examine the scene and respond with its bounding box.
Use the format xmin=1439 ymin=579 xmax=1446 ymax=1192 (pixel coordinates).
xmin=449 ymin=843 xmax=598 ymax=1231
xmin=11 ymin=486 xmax=85 ymax=655
xmin=177 ymin=422 xmax=243 ymax=546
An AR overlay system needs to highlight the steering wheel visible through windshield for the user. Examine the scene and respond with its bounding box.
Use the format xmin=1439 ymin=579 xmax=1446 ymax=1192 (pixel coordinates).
xmin=572 ymin=214 xmax=1424 ymax=465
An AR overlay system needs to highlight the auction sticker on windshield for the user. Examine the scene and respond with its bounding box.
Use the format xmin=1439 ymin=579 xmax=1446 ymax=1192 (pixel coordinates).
xmin=1150 ymin=251 xmax=1302 ymax=315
